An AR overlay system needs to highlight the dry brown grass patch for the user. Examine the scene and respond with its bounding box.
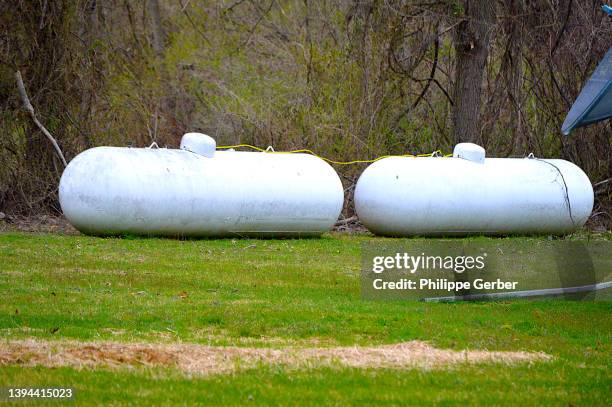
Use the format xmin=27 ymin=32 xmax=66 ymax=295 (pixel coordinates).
xmin=0 ymin=339 xmax=551 ymax=376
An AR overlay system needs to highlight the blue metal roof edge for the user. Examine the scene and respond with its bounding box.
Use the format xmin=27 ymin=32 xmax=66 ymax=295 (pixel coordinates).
xmin=562 ymin=80 xmax=612 ymax=135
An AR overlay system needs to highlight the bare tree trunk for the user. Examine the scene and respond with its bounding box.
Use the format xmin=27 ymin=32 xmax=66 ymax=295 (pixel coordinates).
xmin=146 ymin=0 xmax=179 ymax=144
xmin=501 ymin=0 xmax=524 ymax=154
xmin=78 ymin=0 xmax=98 ymax=149
xmin=451 ymin=0 xmax=496 ymax=144
xmin=147 ymin=0 xmax=166 ymax=56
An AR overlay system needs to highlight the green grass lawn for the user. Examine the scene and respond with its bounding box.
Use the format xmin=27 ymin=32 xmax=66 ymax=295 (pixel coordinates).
xmin=0 ymin=232 xmax=610 ymax=405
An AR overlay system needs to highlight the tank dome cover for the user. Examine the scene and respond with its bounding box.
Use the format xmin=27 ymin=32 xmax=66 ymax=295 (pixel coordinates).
xmin=180 ymin=133 xmax=216 ymax=157
xmin=453 ymin=143 xmax=485 ymax=164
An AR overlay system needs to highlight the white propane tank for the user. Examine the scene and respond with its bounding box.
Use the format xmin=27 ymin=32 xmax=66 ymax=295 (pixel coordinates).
xmin=354 ymin=143 xmax=594 ymax=236
xmin=59 ymin=134 xmax=344 ymax=237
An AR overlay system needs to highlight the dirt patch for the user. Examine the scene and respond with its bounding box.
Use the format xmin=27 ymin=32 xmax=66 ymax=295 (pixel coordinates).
xmin=0 ymin=339 xmax=551 ymax=376
xmin=0 ymin=215 xmax=79 ymax=235
xmin=1 ymin=213 xmax=609 ymax=235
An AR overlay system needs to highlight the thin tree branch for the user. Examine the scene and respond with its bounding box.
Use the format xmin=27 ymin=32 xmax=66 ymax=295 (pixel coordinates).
xmin=15 ymin=71 xmax=68 ymax=167
xmin=594 ymin=178 xmax=611 ymax=189
xmin=412 ymin=32 xmax=439 ymax=110
xmin=547 ymin=0 xmax=573 ymax=107
xmin=335 ymin=215 xmax=358 ymax=226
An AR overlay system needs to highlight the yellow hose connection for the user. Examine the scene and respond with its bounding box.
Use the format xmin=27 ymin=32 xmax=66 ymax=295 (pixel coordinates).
xmin=216 ymin=144 xmax=452 ymax=165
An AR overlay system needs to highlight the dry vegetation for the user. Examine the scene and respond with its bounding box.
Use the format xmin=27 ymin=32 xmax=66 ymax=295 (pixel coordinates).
xmin=0 ymin=1 xmax=610 ymax=224
xmin=0 ymin=339 xmax=551 ymax=376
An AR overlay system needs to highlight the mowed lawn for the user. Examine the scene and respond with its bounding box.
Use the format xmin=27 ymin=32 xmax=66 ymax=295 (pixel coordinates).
xmin=0 ymin=232 xmax=610 ymax=405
